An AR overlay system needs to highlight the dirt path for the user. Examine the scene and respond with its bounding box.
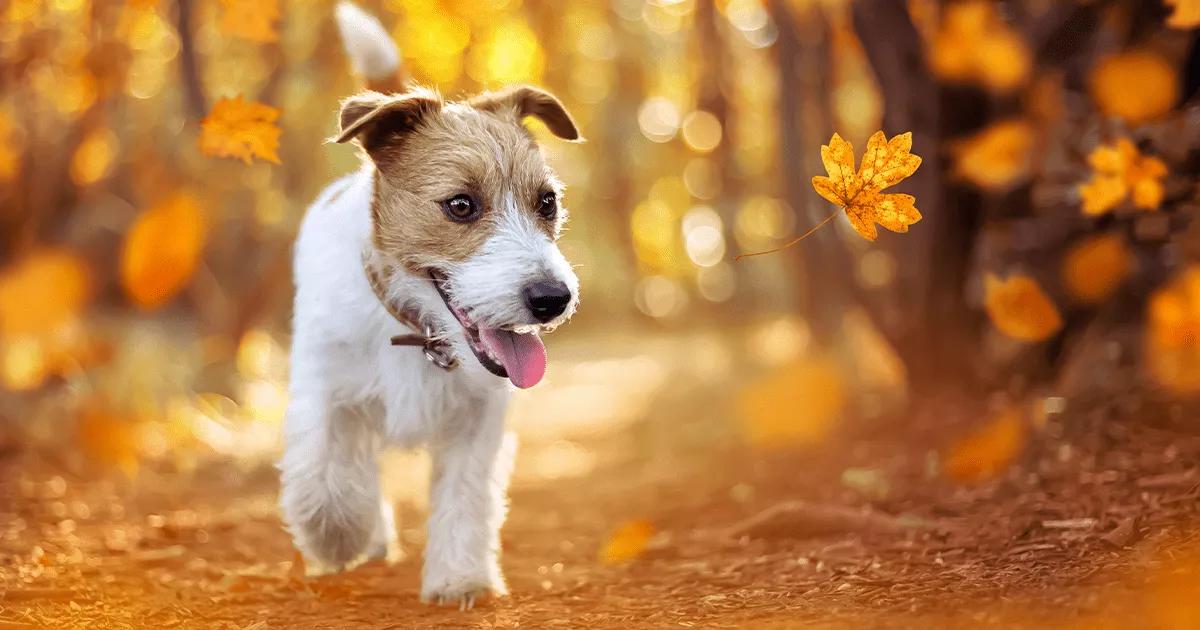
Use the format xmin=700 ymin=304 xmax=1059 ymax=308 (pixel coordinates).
xmin=2 ymin=330 xmax=1199 ymax=629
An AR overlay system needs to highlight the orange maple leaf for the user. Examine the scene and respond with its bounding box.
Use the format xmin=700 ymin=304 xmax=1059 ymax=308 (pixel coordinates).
xmin=952 ymin=120 xmax=1034 ymax=191
xmin=1147 ymin=266 xmax=1200 ymax=394
xmin=1061 ymin=234 xmax=1133 ymax=304
xmin=120 ymin=194 xmax=207 ymax=310
xmin=1079 ymin=138 xmax=1167 ymax=215
xmin=1089 ymin=51 xmax=1178 ymax=124
xmin=811 ymin=131 xmax=922 ymax=242
xmin=199 ymin=96 xmax=282 ymax=165
xmin=599 ymin=520 xmax=655 ymax=565
xmin=944 ymin=406 xmax=1027 ymax=483
xmin=984 ymin=273 xmax=1063 ymax=342
xmin=930 ymin=0 xmax=1031 ymax=93
xmin=218 ymin=0 xmax=280 ymax=43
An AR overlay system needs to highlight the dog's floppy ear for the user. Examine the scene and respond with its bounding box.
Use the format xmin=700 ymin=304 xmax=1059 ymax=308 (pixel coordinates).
xmin=470 ymin=85 xmax=581 ymax=141
xmin=335 ymin=88 xmax=442 ymax=150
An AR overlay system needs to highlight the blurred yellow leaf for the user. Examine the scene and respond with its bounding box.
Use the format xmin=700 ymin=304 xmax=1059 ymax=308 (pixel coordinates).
xmin=737 ymin=356 xmax=845 ymax=447
xmin=599 ymin=520 xmax=654 ymax=565
xmin=1061 ymin=234 xmax=1133 ymax=305
xmin=1079 ymin=138 xmax=1167 ymax=215
xmin=120 ymin=194 xmax=207 ymax=310
xmin=1089 ymin=51 xmax=1178 ymax=124
xmin=199 ymin=96 xmax=282 ymax=165
xmin=70 ymin=127 xmax=118 ymax=186
xmin=952 ymin=120 xmax=1034 ymax=190
xmin=218 ymin=0 xmax=279 ymax=43
xmin=811 ymin=131 xmax=922 ymax=242
xmin=0 ymin=249 xmax=91 ymax=337
xmin=944 ymin=406 xmax=1027 ymax=483
xmin=1147 ymin=266 xmax=1200 ymax=394
xmin=984 ymin=273 xmax=1063 ymax=342
xmin=930 ymin=0 xmax=1031 ymax=93
xmin=1166 ymin=0 xmax=1200 ymax=29
xmin=77 ymin=402 xmax=140 ymax=477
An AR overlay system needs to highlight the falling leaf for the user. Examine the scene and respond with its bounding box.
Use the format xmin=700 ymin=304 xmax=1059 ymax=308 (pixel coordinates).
xmin=599 ymin=520 xmax=654 ymax=565
xmin=1061 ymin=234 xmax=1133 ymax=304
xmin=984 ymin=273 xmax=1063 ymax=342
xmin=811 ymin=131 xmax=922 ymax=241
xmin=1166 ymin=0 xmax=1200 ymax=29
xmin=218 ymin=0 xmax=279 ymax=43
xmin=930 ymin=1 xmax=1031 ymax=93
xmin=1079 ymin=138 xmax=1168 ymax=215
xmin=0 ymin=249 xmax=91 ymax=337
xmin=120 ymin=194 xmax=207 ymax=310
xmin=0 ymin=109 xmax=19 ymax=181
xmin=737 ymin=356 xmax=845 ymax=447
xmin=944 ymin=406 xmax=1027 ymax=483
xmin=1089 ymin=51 xmax=1178 ymax=124
xmin=199 ymin=96 xmax=282 ymax=165
xmin=77 ymin=402 xmax=140 ymax=477
xmin=1147 ymin=266 xmax=1200 ymax=394
xmin=952 ymin=120 xmax=1034 ymax=190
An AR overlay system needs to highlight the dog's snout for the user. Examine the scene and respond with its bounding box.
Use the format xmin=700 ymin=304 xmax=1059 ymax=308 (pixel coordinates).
xmin=523 ymin=280 xmax=572 ymax=322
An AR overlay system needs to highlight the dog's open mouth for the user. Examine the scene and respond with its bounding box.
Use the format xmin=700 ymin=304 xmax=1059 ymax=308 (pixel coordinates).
xmin=429 ymin=270 xmax=547 ymax=389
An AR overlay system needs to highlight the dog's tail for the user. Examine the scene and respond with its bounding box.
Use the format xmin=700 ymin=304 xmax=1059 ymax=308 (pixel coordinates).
xmin=334 ymin=1 xmax=406 ymax=93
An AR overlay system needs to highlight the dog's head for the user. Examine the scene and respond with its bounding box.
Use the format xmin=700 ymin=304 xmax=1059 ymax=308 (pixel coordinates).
xmin=337 ymin=85 xmax=581 ymax=388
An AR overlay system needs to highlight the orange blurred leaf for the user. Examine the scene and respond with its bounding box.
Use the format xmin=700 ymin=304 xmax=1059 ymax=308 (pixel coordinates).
xmin=218 ymin=0 xmax=279 ymax=43
xmin=1147 ymin=266 xmax=1200 ymax=394
xmin=952 ymin=119 xmax=1034 ymax=190
xmin=199 ymin=96 xmax=282 ymax=165
xmin=77 ymin=402 xmax=140 ymax=477
xmin=984 ymin=273 xmax=1063 ymax=342
xmin=930 ymin=1 xmax=1031 ymax=93
xmin=1089 ymin=51 xmax=1178 ymax=124
xmin=1166 ymin=0 xmax=1200 ymax=29
xmin=0 ymin=249 xmax=91 ymax=337
xmin=1079 ymin=138 xmax=1167 ymax=215
xmin=599 ymin=520 xmax=654 ymax=565
xmin=944 ymin=406 xmax=1027 ymax=483
xmin=1061 ymin=234 xmax=1133 ymax=304
xmin=120 ymin=194 xmax=207 ymax=310
xmin=737 ymin=356 xmax=845 ymax=448
xmin=811 ymin=131 xmax=922 ymax=242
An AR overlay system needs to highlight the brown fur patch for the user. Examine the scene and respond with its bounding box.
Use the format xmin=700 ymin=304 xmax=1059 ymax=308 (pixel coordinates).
xmin=353 ymin=96 xmax=567 ymax=271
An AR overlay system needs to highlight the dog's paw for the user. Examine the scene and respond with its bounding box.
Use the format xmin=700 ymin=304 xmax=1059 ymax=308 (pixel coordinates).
xmin=420 ymin=570 xmax=506 ymax=610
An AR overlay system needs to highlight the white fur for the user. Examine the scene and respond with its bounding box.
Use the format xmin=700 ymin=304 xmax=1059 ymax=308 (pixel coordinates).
xmin=334 ymin=1 xmax=401 ymax=80
xmin=279 ymin=166 xmax=577 ymax=606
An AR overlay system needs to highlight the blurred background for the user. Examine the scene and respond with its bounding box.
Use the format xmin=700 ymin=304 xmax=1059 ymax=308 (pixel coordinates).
xmin=2 ymin=0 xmax=1200 ymax=626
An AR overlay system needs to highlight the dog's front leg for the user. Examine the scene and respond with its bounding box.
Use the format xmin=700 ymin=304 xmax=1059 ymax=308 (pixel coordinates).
xmin=421 ymin=395 xmax=515 ymax=609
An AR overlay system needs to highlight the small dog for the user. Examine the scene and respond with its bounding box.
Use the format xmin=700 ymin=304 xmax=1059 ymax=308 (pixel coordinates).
xmin=279 ymin=2 xmax=581 ymax=608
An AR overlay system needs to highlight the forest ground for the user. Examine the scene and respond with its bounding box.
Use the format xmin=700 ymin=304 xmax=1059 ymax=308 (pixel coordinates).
xmin=1 ymin=329 xmax=1199 ymax=629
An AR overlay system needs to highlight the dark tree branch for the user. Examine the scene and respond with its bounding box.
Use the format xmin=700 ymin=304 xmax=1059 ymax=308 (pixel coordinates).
xmin=175 ymin=0 xmax=207 ymax=120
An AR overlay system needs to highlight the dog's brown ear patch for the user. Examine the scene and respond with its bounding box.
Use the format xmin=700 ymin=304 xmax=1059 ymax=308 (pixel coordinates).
xmin=336 ymin=88 xmax=442 ymax=151
xmin=470 ymin=86 xmax=581 ymax=141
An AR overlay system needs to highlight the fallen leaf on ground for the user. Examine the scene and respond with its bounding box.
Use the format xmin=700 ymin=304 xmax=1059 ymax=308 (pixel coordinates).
xmin=1089 ymin=51 xmax=1178 ymax=124
xmin=1061 ymin=234 xmax=1133 ymax=304
xmin=1166 ymin=0 xmax=1200 ymax=29
xmin=599 ymin=520 xmax=655 ymax=564
xmin=120 ymin=194 xmax=207 ymax=310
xmin=944 ymin=406 xmax=1027 ymax=483
xmin=811 ymin=131 xmax=922 ymax=241
xmin=218 ymin=0 xmax=280 ymax=43
xmin=930 ymin=0 xmax=1031 ymax=92
xmin=1079 ymin=138 xmax=1168 ymax=215
xmin=721 ymin=500 xmax=932 ymax=540
xmin=952 ymin=119 xmax=1034 ymax=190
xmin=737 ymin=355 xmax=845 ymax=448
xmin=199 ymin=96 xmax=282 ymax=164
xmin=984 ymin=274 xmax=1063 ymax=342
xmin=1146 ymin=266 xmax=1200 ymax=394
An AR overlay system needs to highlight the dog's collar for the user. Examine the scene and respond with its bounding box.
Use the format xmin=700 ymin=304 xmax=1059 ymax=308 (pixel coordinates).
xmin=362 ymin=253 xmax=459 ymax=371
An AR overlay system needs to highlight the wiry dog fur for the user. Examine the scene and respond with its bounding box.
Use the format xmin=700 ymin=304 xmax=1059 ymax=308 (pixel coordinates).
xmin=279 ymin=2 xmax=580 ymax=608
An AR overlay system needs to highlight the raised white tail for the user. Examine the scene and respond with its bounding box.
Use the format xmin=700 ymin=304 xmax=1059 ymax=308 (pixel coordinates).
xmin=334 ymin=1 xmax=405 ymax=92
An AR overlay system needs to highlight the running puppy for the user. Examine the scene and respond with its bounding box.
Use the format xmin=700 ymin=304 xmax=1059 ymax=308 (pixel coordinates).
xmin=279 ymin=2 xmax=581 ymax=608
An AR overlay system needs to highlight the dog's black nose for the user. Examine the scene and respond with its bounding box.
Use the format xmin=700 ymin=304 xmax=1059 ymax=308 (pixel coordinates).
xmin=523 ymin=281 xmax=572 ymax=322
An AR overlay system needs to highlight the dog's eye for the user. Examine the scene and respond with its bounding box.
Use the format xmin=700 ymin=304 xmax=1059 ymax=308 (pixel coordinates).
xmin=441 ymin=194 xmax=480 ymax=223
xmin=537 ymin=191 xmax=557 ymax=219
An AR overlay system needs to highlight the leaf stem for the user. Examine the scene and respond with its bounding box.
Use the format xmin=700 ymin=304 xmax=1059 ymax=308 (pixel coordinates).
xmin=734 ymin=211 xmax=839 ymax=261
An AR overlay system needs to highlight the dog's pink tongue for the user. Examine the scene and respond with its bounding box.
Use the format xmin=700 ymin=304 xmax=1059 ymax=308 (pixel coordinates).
xmin=479 ymin=328 xmax=546 ymax=389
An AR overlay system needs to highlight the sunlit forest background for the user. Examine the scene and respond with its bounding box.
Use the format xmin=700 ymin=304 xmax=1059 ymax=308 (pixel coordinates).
xmin=2 ymin=0 xmax=1200 ymax=626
